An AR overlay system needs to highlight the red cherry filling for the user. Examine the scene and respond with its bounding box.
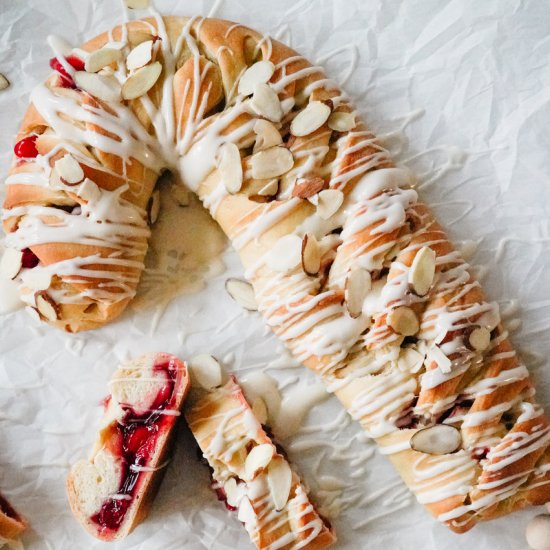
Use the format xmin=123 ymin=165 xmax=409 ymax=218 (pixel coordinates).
xmin=14 ymin=136 xmax=39 ymax=159
xmin=21 ymin=248 xmax=40 ymax=268
xmin=0 ymin=494 xmax=19 ymax=520
xmin=91 ymin=361 xmax=177 ymax=533
xmin=49 ymin=55 xmax=84 ymax=88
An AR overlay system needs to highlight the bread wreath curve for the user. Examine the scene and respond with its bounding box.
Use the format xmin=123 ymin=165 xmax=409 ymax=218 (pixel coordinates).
xmin=3 ymin=14 xmax=550 ymax=532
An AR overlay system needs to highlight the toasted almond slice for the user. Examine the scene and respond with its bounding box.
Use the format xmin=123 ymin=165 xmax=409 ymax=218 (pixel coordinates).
xmin=244 ymin=444 xmax=274 ymax=481
xmin=428 ymin=344 xmax=452 ymax=373
xmin=397 ymin=347 xmax=425 ymax=373
xmin=238 ymin=60 xmax=275 ymax=96
xmin=266 ymin=234 xmax=302 ymax=272
xmin=189 ymin=354 xmax=222 ymax=390
xmin=345 ymin=267 xmax=371 ymax=318
xmin=291 ymin=101 xmax=331 ymax=137
xmin=224 ymin=478 xmax=239 ymax=507
xmin=85 ymin=47 xmax=122 ymax=73
xmin=55 ymin=154 xmax=84 ymax=185
xmin=0 ymin=74 xmax=10 ymax=91
xmin=267 ymin=457 xmax=292 ymax=511
xmin=464 ymin=326 xmax=491 ymax=352
xmin=317 ymin=188 xmax=344 ymax=220
xmin=253 ymin=119 xmax=282 ymax=153
xmin=410 ymin=425 xmax=462 ymax=455
xmin=237 ymin=495 xmax=256 ymax=524
xmin=301 ymin=234 xmax=321 ymax=276
xmin=121 ymin=61 xmax=162 ymax=100
xmin=147 ymin=189 xmax=160 ymax=224
xmin=225 ymin=278 xmax=257 ymax=311
xmin=258 ymin=179 xmax=279 ymax=197
xmin=0 ymin=249 xmax=23 ymax=280
xmin=408 ymin=246 xmax=436 ymax=297
xmin=77 ymin=178 xmax=101 ymax=203
xmin=35 ymin=292 xmax=59 ymax=321
xmin=74 ymin=71 xmax=121 ymax=102
xmin=251 ymin=83 xmax=283 ymax=122
xmin=170 ymin=184 xmax=190 ymax=206
xmin=252 ymin=397 xmax=268 ymax=424
xmin=250 ymin=146 xmax=294 ymax=180
xmin=387 ymin=306 xmax=419 ymax=336
xmin=218 ymin=142 xmax=243 ymax=194
xmin=124 ymin=0 xmax=150 ymax=8
xmin=292 ymin=177 xmax=325 ymax=199
xmin=126 ymin=39 xmax=154 ymax=71
xmin=328 ymin=111 xmax=356 ymax=132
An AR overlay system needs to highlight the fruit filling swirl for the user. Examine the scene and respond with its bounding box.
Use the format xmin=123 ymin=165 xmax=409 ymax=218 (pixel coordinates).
xmin=91 ymin=359 xmax=178 ymax=532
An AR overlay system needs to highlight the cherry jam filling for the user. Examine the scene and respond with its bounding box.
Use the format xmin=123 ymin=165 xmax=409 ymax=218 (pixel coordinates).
xmin=21 ymin=248 xmax=40 ymax=269
xmin=91 ymin=360 xmax=177 ymax=532
xmin=13 ymin=135 xmax=39 ymax=159
xmin=49 ymin=55 xmax=84 ymax=88
xmin=0 ymin=494 xmax=19 ymax=520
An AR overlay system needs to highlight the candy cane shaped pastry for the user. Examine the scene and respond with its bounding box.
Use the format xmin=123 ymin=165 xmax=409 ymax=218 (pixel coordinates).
xmin=186 ymin=376 xmax=336 ymax=550
xmin=67 ymin=353 xmax=189 ymax=540
xmin=0 ymin=492 xmax=26 ymax=544
xmin=3 ymin=13 xmax=550 ymax=532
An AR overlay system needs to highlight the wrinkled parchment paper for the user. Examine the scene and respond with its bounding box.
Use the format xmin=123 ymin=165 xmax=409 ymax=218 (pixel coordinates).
xmin=1 ymin=0 xmax=550 ymax=548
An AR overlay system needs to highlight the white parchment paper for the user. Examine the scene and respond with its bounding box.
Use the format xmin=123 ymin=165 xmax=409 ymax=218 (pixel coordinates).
xmin=1 ymin=0 xmax=550 ymax=548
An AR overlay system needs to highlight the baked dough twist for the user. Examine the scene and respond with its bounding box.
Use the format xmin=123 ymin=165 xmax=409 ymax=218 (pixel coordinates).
xmin=3 ymin=13 xmax=550 ymax=532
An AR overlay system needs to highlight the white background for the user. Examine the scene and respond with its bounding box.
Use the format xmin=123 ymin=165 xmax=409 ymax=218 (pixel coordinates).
xmin=1 ymin=0 xmax=550 ymax=548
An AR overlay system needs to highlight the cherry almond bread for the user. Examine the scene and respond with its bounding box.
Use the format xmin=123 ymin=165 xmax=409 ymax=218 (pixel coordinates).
xmin=67 ymin=353 xmax=189 ymax=541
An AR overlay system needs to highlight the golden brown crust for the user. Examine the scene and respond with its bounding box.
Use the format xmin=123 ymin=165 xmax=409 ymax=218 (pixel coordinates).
xmin=0 ymin=493 xmax=27 ymax=541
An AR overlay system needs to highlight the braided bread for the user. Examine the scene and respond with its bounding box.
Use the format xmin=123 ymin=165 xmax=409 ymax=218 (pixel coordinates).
xmin=186 ymin=376 xmax=336 ymax=550
xmin=3 ymin=13 xmax=550 ymax=532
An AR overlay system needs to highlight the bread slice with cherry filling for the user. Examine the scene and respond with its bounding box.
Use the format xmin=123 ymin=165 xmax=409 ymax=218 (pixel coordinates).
xmin=0 ymin=492 xmax=26 ymax=543
xmin=67 ymin=352 xmax=189 ymax=541
xmin=186 ymin=376 xmax=336 ymax=550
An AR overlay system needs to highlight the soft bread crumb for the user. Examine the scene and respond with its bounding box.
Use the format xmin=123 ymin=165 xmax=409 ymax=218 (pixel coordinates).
xmin=110 ymin=353 xmax=168 ymax=415
xmin=71 ymin=449 xmax=122 ymax=517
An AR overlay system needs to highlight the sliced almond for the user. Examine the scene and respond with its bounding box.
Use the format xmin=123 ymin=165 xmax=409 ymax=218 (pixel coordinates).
xmin=397 ymin=347 xmax=425 ymax=373
xmin=189 ymin=354 xmax=222 ymax=390
xmin=292 ymin=177 xmax=326 ymax=199
xmin=0 ymin=248 xmax=23 ymax=280
xmin=218 ymin=142 xmax=243 ymax=194
xmin=317 ymin=189 xmax=344 ymax=220
xmin=77 ymin=178 xmax=101 ymax=203
xmin=124 ymin=0 xmax=150 ymax=8
xmin=169 ymin=185 xmax=189 ymax=207
xmin=464 ymin=326 xmax=491 ymax=352
xmin=427 ymin=344 xmax=452 ymax=373
xmin=290 ymin=101 xmax=331 ymax=137
xmin=0 ymin=74 xmax=10 ymax=91
xmin=251 ymin=83 xmax=283 ymax=122
xmin=74 ymin=71 xmax=121 ymax=102
xmin=250 ymin=146 xmax=294 ymax=180
xmin=244 ymin=444 xmax=274 ymax=481
xmin=387 ymin=306 xmax=419 ymax=336
xmin=301 ymin=234 xmax=321 ymax=276
xmin=253 ymin=119 xmax=282 ymax=153
xmin=237 ymin=495 xmax=256 ymax=524
xmin=55 ymin=154 xmax=84 ymax=185
xmin=85 ymin=47 xmax=122 ymax=73
xmin=126 ymin=39 xmax=154 ymax=71
xmin=20 ymin=269 xmax=51 ymax=292
xmin=238 ymin=60 xmax=275 ymax=96
xmin=224 ymin=478 xmax=240 ymax=507
xmin=267 ymin=457 xmax=292 ymax=511
xmin=121 ymin=61 xmax=162 ymax=100
xmin=35 ymin=292 xmax=59 ymax=321
xmin=266 ymin=234 xmax=302 ymax=272
xmin=408 ymin=246 xmax=436 ymax=297
xmin=258 ymin=179 xmax=279 ymax=197
xmin=410 ymin=425 xmax=462 ymax=455
xmin=225 ymin=278 xmax=257 ymax=311
xmin=252 ymin=397 xmax=268 ymax=424
xmin=147 ymin=189 xmax=160 ymax=224
xmin=345 ymin=267 xmax=371 ymax=318
xmin=328 ymin=111 xmax=356 ymax=132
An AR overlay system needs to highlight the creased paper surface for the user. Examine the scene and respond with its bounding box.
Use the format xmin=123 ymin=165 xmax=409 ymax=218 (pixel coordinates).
xmin=1 ymin=0 xmax=550 ymax=548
